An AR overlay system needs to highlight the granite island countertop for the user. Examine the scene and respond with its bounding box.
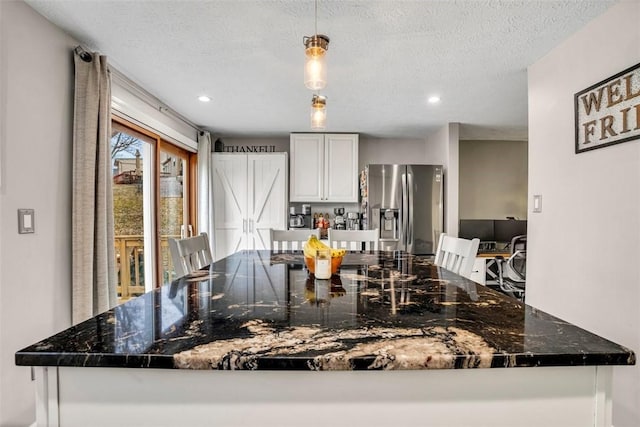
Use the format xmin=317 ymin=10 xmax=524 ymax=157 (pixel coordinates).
xmin=16 ymin=250 xmax=635 ymax=370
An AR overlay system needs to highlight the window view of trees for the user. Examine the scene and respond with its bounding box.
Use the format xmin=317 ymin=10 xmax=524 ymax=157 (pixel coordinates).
xmin=111 ymin=129 xmax=147 ymax=301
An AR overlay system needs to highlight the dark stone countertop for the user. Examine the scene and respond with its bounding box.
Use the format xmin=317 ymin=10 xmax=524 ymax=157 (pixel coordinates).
xmin=16 ymin=250 xmax=635 ymax=370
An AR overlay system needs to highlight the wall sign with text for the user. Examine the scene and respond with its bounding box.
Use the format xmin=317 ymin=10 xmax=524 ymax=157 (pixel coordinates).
xmin=575 ymin=62 xmax=640 ymax=154
xmin=214 ymin=140 xmax=278 ymax=153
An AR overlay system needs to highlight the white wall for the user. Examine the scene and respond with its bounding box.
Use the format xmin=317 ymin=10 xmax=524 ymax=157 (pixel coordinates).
xmin=0 ymin=1 xmax=76 ymax=425
xmin=459 ymin=140 xmax=528 ymax=220
xmin=0 ymin=1 xmax=4 ymax=420
xmin=426 ymin=123 xmax=459 ymax=236
xmin=424 ymin=126 xmax=449 ymax=167
xmin=221 ymin=135 xmax=433 ymax=172
xmin=358 ymin=136 xmax=429 ymax=170
xmin=527 ymin=2 xmax=640 ymax=425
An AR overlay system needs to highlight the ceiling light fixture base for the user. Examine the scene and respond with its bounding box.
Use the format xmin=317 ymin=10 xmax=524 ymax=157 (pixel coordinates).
xmin=304 ymin=34 xmax=330 ymax=56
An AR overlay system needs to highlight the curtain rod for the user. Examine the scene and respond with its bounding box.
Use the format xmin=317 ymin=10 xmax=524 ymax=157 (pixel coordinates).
xmin=74 ymin=45 xmax=92 ymax=63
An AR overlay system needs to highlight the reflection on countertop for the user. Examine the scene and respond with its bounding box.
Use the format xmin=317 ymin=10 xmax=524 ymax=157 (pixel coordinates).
xmin=16 ymin=250 xmax=635 ymax=371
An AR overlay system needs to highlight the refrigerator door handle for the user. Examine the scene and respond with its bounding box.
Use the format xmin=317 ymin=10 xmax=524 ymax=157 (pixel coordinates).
xmin=401 ymin=173 xmax=408 ymax=250
xmin=407 ymin=171 xmax=414 ymax=248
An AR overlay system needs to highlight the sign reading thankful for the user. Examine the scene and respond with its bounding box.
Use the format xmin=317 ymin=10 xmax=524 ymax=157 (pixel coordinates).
xmin=214 ymin=140 xmax=278 ymax=153
xmin=575 ymin=62 xmax=640 ymax=153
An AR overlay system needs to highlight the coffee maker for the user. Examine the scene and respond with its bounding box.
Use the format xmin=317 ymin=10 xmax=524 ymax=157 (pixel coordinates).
xmin=289 ymin=206 xmax=312 ymax=229
xmin=345 ymin=212 xmax=360 ymax=230
xmin=334 ymin=207 xmax=346 ymax=230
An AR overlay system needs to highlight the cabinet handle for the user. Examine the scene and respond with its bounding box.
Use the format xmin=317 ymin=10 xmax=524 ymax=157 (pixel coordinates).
xmin=243 ymin=219 xmax=247 ymax=233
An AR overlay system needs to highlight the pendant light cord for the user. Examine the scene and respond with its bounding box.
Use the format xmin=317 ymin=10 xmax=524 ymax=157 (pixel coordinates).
xmin=315 ymin=0 xmax=318 ymax=35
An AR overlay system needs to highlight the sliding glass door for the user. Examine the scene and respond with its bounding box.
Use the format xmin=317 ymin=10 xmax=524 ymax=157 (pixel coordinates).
xmin=158 ymin=143 xmax=196 ymax=285
xmin=111 ymin=117 xmax=196 ymax=301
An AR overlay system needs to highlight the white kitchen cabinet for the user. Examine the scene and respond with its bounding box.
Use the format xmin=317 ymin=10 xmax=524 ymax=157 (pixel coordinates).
xmin=290 ymin=133 xmax=359 ymax=202
xmin=212 ymin=153 xmax=288 ymax=260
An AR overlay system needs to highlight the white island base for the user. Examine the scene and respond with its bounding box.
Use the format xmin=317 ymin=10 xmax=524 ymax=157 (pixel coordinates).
xmin=34 ymin=365 xmax=612 ymax=427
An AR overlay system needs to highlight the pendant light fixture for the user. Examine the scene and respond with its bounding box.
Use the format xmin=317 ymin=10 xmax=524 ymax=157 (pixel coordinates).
xmin=304 ymin=0 xmax=329 ymax=90
xmin=310 ymin=94 xmax=327 ymax=130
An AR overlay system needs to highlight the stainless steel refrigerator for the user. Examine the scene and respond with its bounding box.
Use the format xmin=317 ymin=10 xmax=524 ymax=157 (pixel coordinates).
xmin=364 ymin=164 xmax=443 ymax=254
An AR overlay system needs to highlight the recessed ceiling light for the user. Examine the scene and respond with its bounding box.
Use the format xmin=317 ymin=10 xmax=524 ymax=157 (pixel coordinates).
xmin=428 ymin=96 xmax=441 ymax=104
xmin=198 ymin=95 xmax=211 ymax=103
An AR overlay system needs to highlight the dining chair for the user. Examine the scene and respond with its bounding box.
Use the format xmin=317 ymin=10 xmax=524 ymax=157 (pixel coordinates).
xmin=269 ymin=228 xmax=320 ymax=251
xmin=328 ymin=228 xmax=379 ymax=251
xmin=434 ymin=233 xmax=480 ymax=279
xmin=168 ymin=232 xmax=213 ymax=278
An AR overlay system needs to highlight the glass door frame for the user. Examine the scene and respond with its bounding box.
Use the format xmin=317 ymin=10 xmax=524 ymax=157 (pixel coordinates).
xmin=158 ymin=140 xmax=197 ymax=285
xmin=112 ymin=115 xmax=197 ymax=292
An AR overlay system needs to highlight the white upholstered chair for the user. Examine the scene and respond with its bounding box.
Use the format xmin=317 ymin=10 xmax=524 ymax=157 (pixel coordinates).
xmin=168 ymin=232 xmax=213 ymax=278
xmin=328 ymin=229 xmax=379 ymax=251
xmin=269 ymin=228 xmax=320 ymax=251
xmin=434 ymin=233 xmax=480 ymax=279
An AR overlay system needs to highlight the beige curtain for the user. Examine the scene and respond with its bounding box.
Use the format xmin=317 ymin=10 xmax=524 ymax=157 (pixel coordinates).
xmin=197 ymin=131 xmax=215 ymax=258
xmin=72 ymin=48 xmax=117 ymax=324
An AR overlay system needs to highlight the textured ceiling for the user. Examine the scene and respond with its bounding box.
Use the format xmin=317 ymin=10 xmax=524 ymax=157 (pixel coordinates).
xmin=26 ymin=0 xmax=617 ymax=140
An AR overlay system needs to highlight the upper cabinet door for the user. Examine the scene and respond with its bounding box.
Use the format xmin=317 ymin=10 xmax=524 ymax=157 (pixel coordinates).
xmin=290 ymin=133 xmax=359 ymax=203
xmin=324 ymin=134 xmax=359 ymax=202
xmin=290 ymin=134 xmax=325 ymax=202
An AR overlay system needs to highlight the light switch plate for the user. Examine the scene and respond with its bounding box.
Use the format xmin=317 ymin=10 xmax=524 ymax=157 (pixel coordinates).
xmin=18 ymin=209 xmax=35 ymax=234
xmin=532 ymin=195 xmax=542 ymax=213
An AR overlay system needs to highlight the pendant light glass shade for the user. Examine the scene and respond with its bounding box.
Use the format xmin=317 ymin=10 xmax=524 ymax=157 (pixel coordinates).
xmin=304 ymin=35 xmax=329 ymax=90
xmin=310 ymin=94 xmax=327 ymax=130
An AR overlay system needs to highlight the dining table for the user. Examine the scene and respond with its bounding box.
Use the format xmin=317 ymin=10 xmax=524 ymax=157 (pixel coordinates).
xmin=16 ymin=250 xmax=635 ymax=427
